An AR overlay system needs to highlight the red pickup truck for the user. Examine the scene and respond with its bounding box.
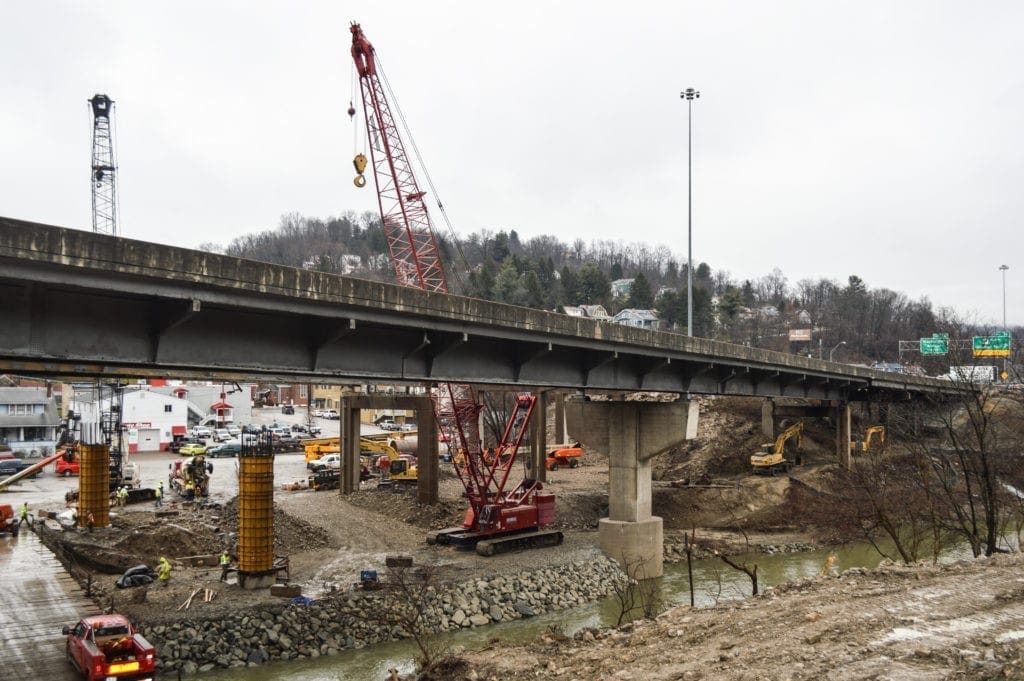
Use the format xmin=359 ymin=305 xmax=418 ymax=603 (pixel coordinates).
xmin=63 ymin=614 xmax=156 ymax=680
xmin=56 ymin=449 xmax=80 ymax=476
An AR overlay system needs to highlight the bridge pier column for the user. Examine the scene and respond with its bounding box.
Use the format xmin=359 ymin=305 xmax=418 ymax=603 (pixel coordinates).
xmin=761 ymin=399 xmax=775 ymax=439
xmin=340 ymin=399 xmax=360 ymax=494
xmin=554 ymin=392 xmax=566 ymax=443
xmin=566 ymin=398 xmax=697 ymax=579
xmin=835 ymin=401 xmax=851 ymax=468
xmin=531 ymin=391 xmax=548 ymax=483
xmin=414 ymin=396 xmax=438 ymax=504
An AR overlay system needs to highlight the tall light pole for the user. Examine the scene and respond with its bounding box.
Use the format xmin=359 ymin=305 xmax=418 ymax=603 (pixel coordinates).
xmin=999 ymin=264 xmax=1009 ymax=330
xmin=681 ymin=87 xmax=700 ymax=336
xmin=829 ymin=341 xmax=846 ymax=362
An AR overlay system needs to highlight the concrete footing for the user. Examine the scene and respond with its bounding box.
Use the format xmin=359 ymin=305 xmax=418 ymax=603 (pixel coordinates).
xmin=237 ymin=572 xmax=276 ymax=590
xmin=598 ymin=517 xmax=664 ymax=579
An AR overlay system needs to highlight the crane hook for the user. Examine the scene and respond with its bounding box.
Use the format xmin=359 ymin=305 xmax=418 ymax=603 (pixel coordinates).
xmin=347 ymin=101 xmax=356 ymax=119
xmin=353 ymin=153 xmax=368 ymax=187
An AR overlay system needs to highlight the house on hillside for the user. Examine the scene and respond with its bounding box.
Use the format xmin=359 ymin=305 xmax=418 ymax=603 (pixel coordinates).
xmin=0 ymin=387 xmax=60 ymax=457
xmin=610 ymin=278 xmax=635 ymax=298
xmin=612 ymin=308 xmax=662 ymax=330
xmin=563 ymin=304 xmax=611 ymax=321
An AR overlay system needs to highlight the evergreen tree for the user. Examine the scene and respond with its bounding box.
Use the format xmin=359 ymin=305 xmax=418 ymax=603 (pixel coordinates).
xmin=719 ymin=287 xmax=745 ymax=318
xmin=523 ymin=271 xmax=545 ymax=308
xmin=493 ymin=258 xmax=524 ymax=304
xmin=577 ymin=263 xmax=610 ymax=304
xmin=561 ymin=267 xmax=580 ymax=305
xmin=610 ymin=262 xmax=624 ymax=280
xmin=628 ymin=272 xmax=654 ymax=308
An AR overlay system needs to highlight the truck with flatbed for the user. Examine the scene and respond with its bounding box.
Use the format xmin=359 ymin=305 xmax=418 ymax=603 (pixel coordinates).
xmin=63 ymin=613 xmax=156 ymax=680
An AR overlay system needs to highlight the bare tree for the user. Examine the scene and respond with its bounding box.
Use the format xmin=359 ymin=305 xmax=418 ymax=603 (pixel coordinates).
xmin=610 ymin=555 xmax=662 ymax=626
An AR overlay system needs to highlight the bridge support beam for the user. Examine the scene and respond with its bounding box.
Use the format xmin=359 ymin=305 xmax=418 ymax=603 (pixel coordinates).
xmin=566 ymin=398 xmax=697 ymax=578
xmin=835 ymin=401 xmax=851 ymax=468
xmin=339 ymin=395 xmax=438 ymax=503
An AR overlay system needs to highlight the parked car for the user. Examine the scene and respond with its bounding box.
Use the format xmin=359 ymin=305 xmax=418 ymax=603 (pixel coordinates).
xmin=171 ymin=436 xmax=203 ymax=453
xmin=322 ymin=409 xmax=339 ymax=420
xmin=207 ymin=441 xmax=242 ymax=458
xmin=0 ymin=458 xmax=39 ymax=478
xmin=307 ymin=424 xmax=322 ymax=436
xmin=291 ymin=424 xmax=308 ymax=434
xmin=191 ymin=426 xmax=212 ymax=438
xmin=242 ymin=424 xmax=260 ymax=434
xmin=179 ymin=442 xmax=207 ymax=456
xmin=213 ymin=428 xmax=232 ymax=442
xmin=312 ymin=409 xmax=323 ymax=418
xmin=274 ymin=435 xmax=303 ymax=451
xmin=400 ymin=422 xmax=417 ymax=431
xmin=226 ymin=425 xmax=241 ymax=437
xmin=378 ymin=420 xmax=399 ymax=431
xmin=281 ymin=405 xmax=295 ymax=415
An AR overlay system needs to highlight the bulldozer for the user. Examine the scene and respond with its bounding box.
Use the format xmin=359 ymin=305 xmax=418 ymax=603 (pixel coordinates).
xmin=750 ymin=422 xmax=804 ymax=475
xmin=851 ymin=425 xmax=886 ymax=454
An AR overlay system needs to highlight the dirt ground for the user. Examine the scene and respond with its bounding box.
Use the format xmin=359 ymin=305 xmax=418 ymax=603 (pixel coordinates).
xmin=455 ymin=552 xmax=1024 ymax=680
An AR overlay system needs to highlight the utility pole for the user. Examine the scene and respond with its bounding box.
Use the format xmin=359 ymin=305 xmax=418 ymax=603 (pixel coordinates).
xmin=999 ymin=265 xmax=1009 ymax=330
xmin=89 ymin=94 xmax=118 ymax=236
xmin=681 ymin=88 xmax=700 ymax=336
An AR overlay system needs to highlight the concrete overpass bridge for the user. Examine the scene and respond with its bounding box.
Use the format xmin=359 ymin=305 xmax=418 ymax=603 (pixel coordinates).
xmin=0 ymin=218 xmax=958 ymax=575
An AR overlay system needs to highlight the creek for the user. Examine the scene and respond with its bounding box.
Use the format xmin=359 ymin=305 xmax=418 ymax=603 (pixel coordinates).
xmin=196 ymin=537 xmax=981 ymax=680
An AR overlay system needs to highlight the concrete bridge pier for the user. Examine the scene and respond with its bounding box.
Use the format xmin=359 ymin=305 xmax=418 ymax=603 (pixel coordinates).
xmin=835 ymin=401 xmax=851 ymax=468
xmin=340 ymin=395 xmax=437 ymax=503
xmin=566 ymin=398 xmax=698 ymax=578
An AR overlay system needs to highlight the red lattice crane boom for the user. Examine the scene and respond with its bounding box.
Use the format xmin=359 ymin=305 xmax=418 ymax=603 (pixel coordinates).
xmin=350 ymin=23 xmax=561 ymax=555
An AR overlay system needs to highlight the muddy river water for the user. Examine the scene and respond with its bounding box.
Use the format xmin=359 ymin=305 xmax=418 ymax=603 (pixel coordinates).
xmin=197 ymin=539 xmax=981 ymax=680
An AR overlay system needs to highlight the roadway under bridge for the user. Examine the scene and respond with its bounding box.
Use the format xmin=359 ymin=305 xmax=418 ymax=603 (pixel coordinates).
xmin=0 ymin=218 xmax=961 ymax=577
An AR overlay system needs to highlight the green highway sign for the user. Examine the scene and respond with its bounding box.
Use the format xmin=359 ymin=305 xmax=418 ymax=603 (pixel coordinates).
xmin=920 ymin=337 xmax=948 ymax=355
xmin=973 ymin=333 xmax=1011 ymax=357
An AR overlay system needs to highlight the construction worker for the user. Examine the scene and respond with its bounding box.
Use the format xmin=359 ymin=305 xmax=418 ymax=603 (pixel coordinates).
xmin=86 ymin=509 xmax=95 ymax=533
xmin=18 ymin=502 xmax=28 ymax=531
xmin=118 ymin=486 xmax=129 ymax=508
xmin=154 ymin=481 xmax=163 ymax=509
xmin=219 ymin=551 xmax=231 ymax=582
xmin=185 ymin=480 xmax=195 ymax=501
xmin=157 ymin=556 xmax=171 ymax=586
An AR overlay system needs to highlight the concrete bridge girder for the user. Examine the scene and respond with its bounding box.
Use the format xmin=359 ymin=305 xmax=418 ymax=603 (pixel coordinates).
xmin=566 ymin=398 xmax=698 ymax=579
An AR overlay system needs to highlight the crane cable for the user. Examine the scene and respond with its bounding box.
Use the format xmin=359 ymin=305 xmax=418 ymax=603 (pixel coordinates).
xmin=375 ymin=55 xmax=471 ymax=290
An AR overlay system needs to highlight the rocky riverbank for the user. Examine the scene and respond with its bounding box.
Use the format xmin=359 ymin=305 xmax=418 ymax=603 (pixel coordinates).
xmin=141 ymin=555 xmax=627 ymax=674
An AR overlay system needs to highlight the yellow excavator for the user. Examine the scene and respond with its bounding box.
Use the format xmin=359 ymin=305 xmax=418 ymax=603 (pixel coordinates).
xmin=303 ymin=436 xmax=417 ymax=485
xmin=361 ymin=438 xmax=418 ymax=486
xmin=850 ymin=425 xmax=886 ymax=454
xmin=750 ymin=422 xmax=804 ymax=475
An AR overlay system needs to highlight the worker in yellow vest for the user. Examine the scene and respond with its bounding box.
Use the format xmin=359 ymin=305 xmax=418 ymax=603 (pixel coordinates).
xmin=157 ymin=556 xmax=171 ymax=586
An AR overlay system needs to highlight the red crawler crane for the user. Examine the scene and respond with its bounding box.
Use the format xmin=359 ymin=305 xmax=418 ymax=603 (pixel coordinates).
xmin=350 ymin=23 xmax=562 ymax=555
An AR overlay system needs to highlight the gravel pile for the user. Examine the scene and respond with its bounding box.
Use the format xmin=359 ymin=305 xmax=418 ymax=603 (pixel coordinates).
xmin=142 ymin=555 xmax=626 ymax=674
xmin=221 ymin=497 xmax=331 ymax=554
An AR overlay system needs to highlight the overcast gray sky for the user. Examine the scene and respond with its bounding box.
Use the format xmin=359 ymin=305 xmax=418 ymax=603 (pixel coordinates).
xmin=3 ymin=1 xmax=1022 ymax=325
